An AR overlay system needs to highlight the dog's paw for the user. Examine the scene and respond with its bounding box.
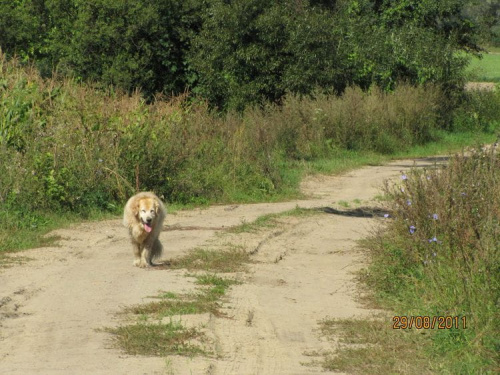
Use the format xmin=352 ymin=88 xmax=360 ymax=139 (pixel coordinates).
xmin=138 ymin=261 xmax=151 ymax=268
xmin=133 ymin=259 xmax=142 ymax=267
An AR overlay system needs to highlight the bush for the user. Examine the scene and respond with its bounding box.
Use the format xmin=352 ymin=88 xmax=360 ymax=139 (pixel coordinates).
xmin=452 ymin=87 xmax=500 ymax=132
xmin=0 ymin=53 xmax=289 ymax=210
xmin=267 ymin=84 xmax=444 ymax=157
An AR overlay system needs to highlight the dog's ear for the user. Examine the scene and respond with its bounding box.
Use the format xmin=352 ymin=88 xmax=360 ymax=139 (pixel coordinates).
xmin=132 ymin=200 xmax=141 ymax=218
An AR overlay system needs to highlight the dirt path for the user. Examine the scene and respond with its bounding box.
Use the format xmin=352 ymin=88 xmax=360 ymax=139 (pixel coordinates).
xmin=0 ymin=157 xmax=443 ymax=375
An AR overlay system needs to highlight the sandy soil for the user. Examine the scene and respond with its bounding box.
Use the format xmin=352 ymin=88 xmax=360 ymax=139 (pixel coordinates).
xmin=464 ymin=81 xmax=496 ymax=91
xmin=0 ymin=157 xmax=444 ymax=375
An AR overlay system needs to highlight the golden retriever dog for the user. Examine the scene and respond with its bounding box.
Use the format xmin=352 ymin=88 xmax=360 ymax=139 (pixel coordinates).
xmin=123 ymin=192 xmax=166 ymax=268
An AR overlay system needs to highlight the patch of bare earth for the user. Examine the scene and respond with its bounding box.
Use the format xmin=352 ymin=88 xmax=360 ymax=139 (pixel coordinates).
xmin=0 ymin=157 xmax=443 ymax=374
xmin=464 ymin=81 xmax=496 ymax=91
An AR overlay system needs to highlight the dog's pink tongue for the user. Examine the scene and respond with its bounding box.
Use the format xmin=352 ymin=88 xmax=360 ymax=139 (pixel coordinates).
xmin=144 ymin=223 xmax=152 ymax=233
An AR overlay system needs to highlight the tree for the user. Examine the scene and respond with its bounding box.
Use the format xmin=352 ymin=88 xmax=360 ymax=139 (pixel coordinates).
xmin=189 ymin=0 xmax=347 ymax=110
xmin=64 ymin=0 xmax=191 ymax=96
xmin=0 ymin=0 xmax=48 ymax=61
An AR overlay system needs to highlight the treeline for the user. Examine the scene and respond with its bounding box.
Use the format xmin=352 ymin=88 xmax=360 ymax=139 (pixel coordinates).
xmin=465 ymin=0 xmax=500 ymax=47
xmin=0 ymin=0 xmax=482 ymax=110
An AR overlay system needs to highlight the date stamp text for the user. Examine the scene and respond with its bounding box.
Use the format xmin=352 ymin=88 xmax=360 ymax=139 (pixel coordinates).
xmin=393 ymin=316 xmax=467 ymax=330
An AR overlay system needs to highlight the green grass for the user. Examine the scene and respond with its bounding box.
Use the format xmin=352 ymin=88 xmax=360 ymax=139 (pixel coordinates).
xmin=299 ymin=150 xmax=387 ymax=175
xmin=229 ymin=206 xmax=318 ymax=234
xmin=105 ymin=321 xmax=206 ymax=357
xmin=337 ymin=200 xmax=350 ymax=208
xmin=0 ymin=208 xmax=119 ymax=259
xmin=168 ymin=246 xmax=252 ymax=273
xmin=297 ymin=130 xmax=498 ymax=179
xmin=108 ymin=273 xmax=240 ymax=357
xmin=194 ymin=273 xmax=241 ymax=289
xmin=393 ymin=130 xmax=498 ymax=158
xmin=124 ymin=274 xmax=240 ymax=318
xmin=320 ymin=147 xmax=500 ymax=374
xmin=468 ymin=50 xmax=500 ymax=82
xmin=315 ymin=318 xmax=434 ymax=375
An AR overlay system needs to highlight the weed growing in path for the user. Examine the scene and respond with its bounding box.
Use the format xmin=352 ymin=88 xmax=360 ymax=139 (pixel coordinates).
xmin=105 ymin=321 xmax=206 ymax=357
xmin=229 ymin=207 xmax=318 ymax=234
xmin=169 ymin=247 xmax=252 ymax=273
xmin=107 ymin=273 xmax=240 ymax=357
xmin=124 ymin=274 xmax=240 ymax=318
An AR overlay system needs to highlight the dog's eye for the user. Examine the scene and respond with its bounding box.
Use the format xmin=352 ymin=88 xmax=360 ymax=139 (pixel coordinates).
xmin=141 ymin=209 xmax=146 ymax=213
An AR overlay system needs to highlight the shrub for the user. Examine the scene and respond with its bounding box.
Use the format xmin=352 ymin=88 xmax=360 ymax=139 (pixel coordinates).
xmin=267 ymin=84 xmax=444 ymax=158
xmin=452 ymin=87 xmax=500 ymax=132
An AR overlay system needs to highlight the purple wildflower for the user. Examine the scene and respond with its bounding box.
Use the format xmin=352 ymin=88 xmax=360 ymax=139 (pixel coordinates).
xmin=409 ymin=225 xmax=416 ymax=234
xmin=407 ymin=199 xmax=412 ymax=206
xmin=384 ymin=213 xmax=389 ymax=218
xmin=401 ymin=174 xmax=408 ymax=181
xmin=432 ymin=214 xmax=438 ymax=220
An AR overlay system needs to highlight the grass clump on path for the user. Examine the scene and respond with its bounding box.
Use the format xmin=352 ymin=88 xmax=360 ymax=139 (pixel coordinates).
xmin=124 ymin=274 xmax=240 ymax=318
xmin=107 ymin=273 xmax=240 ymax=357
xmin=106 ymin=321 xmax=205 ymax=357
xmin=168 ymin=247 xmax=252 ymax=273
xmin=229 ymin=207 xmax=317 ymax=234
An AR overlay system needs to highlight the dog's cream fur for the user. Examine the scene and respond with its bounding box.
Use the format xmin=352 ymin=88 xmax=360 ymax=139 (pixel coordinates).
xmin=123 ymin=192 xmax=166 ymax=268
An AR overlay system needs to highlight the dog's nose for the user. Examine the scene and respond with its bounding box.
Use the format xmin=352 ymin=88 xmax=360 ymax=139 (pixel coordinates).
xmin=146 ymin=218 xmax=152 ymax=224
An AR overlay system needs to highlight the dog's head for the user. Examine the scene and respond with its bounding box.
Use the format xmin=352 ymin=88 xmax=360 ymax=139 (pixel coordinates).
xmin=134 ymin=197 xmax=159 ymax=233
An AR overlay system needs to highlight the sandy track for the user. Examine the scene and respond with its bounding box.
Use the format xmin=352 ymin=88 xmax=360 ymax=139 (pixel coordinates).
xmin=0 ymin=157 xmax=442 ymax=374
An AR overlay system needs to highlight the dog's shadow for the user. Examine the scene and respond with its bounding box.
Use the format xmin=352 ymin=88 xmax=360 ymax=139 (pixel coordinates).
xmin=149 ymin=260 xmax=173 ymax=270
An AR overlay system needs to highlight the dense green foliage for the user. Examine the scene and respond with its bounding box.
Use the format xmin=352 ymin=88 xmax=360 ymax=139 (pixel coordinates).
xmin=0 ymin=0 xmax=483 ymax=109
xmin=1 ymin=53 xmax=499 ymax=244
xmin=363 ymin=148 xmax=500 ymax=372
xmin=0 ymin=0 xmax=203 ymax=94
xmin=0 ymin=53 xmax=459 ymax=212
xmin=465 ymin=0 xmax=500 ymax=46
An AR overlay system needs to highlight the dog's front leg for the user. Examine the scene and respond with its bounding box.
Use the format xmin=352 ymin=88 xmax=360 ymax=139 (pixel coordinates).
xmin=133 ymin=242 xmax=143 ymax=267
xmin=140 ymin=246 xmax=152 ymax=268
